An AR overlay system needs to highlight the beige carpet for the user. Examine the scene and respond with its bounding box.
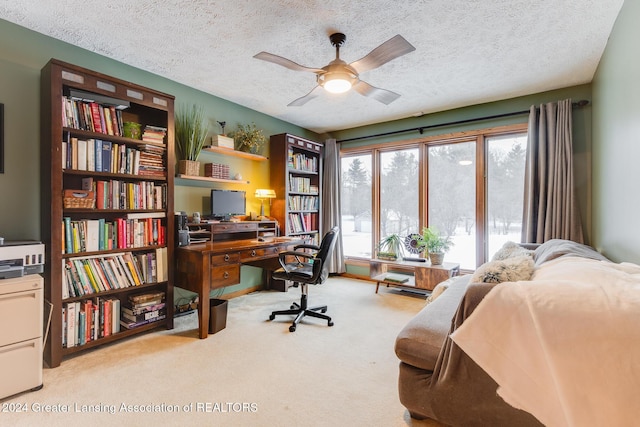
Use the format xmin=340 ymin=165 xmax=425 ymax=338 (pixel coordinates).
xmin=2 ymin=277 xmax=444 ymax=427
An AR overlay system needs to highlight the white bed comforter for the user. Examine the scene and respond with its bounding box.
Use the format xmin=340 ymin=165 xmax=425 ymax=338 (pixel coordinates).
xmin=451 ymin=257 xmax=640 ymax=427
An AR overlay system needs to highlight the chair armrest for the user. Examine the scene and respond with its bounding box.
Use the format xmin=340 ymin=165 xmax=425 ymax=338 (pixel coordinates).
xmin=277 ymin=250 xmax=316 ymax=271
xmin=293 ymin=243 xmax=320 ymax=251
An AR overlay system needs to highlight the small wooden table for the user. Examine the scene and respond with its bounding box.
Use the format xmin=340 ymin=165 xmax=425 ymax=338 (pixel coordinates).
xmin=370 ymin=258 xmax=460 ymax=293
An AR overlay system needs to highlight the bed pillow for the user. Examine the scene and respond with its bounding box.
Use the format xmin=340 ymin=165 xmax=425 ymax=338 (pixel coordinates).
xmin=492 ymin=241 xmax=535 ymax=261
xmin=470 ymin=255 xmax=535 ymax=284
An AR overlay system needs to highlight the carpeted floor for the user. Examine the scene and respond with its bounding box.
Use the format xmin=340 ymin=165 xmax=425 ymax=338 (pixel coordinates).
xmin=2 ymin=277 xmax=445 ymax=427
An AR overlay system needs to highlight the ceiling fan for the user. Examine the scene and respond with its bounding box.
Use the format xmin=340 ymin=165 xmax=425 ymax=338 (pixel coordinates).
xmin=254 ymin=33 xmax=415 ymax=106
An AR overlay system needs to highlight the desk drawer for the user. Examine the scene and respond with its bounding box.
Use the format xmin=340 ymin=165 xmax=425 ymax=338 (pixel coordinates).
xmin=210 ymin=252 xmax=240 ymax=265
xmin=240 ymin=246 xmax=281 ymax=261
xmin=210 ymin=264 xmax=240 ymax=288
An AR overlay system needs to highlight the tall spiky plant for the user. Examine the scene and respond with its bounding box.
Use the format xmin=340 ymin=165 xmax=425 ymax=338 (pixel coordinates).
xmin=175 ymin=104 xmax=207 ymax=161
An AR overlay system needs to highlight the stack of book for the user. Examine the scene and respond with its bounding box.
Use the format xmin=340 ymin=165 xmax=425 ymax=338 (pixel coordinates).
xmin=141 ymin=125 xmax=167 ymax=144
xmin=138 ymin=144 xmax=166 ymax=177
xmin=120 ymin=291 xmax=166 ymax=330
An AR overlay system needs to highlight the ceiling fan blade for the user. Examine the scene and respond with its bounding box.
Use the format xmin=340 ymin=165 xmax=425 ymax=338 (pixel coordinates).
xmin=352 ymin=80 xmax=401 ymax=105
xmin=253 ymin=52 xmax=323 ymax=73
xmin=288 ymin=85 xmax=323 ymax=107
xmin=349 ymin=35 xmax=416 ymax=74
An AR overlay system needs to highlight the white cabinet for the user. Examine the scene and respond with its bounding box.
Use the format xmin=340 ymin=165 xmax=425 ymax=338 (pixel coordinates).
xmin=0 ymin=275 xmax=43 ymax=399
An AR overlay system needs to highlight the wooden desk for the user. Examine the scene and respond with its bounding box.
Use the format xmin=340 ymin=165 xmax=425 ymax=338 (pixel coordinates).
xmin=175 ymin=237 xmax=303 ymax=338
xmin=370 ymin=258 xmax=460 ymax=293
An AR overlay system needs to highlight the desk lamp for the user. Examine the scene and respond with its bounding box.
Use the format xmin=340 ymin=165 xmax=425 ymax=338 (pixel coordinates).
xmin=255 ymin=189 xmax=276 ymax=219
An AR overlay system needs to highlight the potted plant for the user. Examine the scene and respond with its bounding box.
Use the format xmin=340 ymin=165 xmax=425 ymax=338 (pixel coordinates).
xmin=175 ymin=104 xmax=207 ymax=176
xmin=376 ymin=233 xmax=404 ymax=260
xmin=231 ymin=122 xmax=266 ymax=155
xmin=419 ymin=226 xmax=453 ymax=265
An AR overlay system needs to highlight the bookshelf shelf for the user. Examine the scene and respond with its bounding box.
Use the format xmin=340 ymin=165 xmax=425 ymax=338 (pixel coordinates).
xmin=41 ymin=59 xmax=175 ymax=368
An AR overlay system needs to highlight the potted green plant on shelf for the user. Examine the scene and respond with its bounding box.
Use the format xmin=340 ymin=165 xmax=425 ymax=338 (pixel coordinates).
xmin=231 ymin=122 xmax=266 ymax=155
xmin=419 ymin=226 xmax=453 ymax=265
xmin=376 ymin=233 xmax=404 ymax=260
xmin=175 ymin=104 xmax=208 ymax=176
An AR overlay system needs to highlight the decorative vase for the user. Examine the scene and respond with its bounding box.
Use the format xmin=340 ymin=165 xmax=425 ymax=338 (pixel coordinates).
xmin=429 ymin=252 xmax=445 ymax=265
xmin=178 ymin=160 xmax=200 ymax=176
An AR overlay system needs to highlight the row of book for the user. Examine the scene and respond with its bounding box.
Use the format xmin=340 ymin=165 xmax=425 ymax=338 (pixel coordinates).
xmin=62 ymin=137 xmax=165 ymax=177
xmin=79 ymin=177 xmax=167 ymax=210
xmin=288 ymin=176 xmax=318 ymax=194
xmin=61 ymin=96 xmax=125 ymax=137
xmin=63 ymin=297 xmax=120 ymax=348
xmin=287 ymin=195 xmax=319 ymax=211
xmin=62 ymin=291 xmax=167 ymax=347
xmin=62 ymin=215 xmax=166 ymax=254
xmin=62 ymin=249 xmax=168 ymax=299
xmin=287 ymin=148 xmax=319 ymax=172
xmin=287 ymin=212 xmax=318 ymax=234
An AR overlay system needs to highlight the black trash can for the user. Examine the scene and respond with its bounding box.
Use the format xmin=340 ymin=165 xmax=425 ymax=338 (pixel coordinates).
xmin=208 ymin=298 xmax=228 ymax=334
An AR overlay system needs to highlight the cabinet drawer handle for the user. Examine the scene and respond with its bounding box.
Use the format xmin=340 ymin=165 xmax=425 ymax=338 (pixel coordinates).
xmin=223 ymin=271 xmax=229 ymax=279
xmin=251 ymin=250 xmax=256 ymax=257
xmin=224 ymin=254 xmax=230 ymax=262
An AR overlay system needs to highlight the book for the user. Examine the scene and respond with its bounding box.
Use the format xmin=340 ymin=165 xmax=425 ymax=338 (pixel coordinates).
xmin=122 ymin=302 xmax=166 ymax=316
xmin=120 ymin=314 xmax=166 ymax=330
xmin=121 ymin=307 xmax=166 ymax=323
xmin=128 ymin=291 xmax=165 ymax=305
xmin=383 ymin=273 xmax=410 ymax=283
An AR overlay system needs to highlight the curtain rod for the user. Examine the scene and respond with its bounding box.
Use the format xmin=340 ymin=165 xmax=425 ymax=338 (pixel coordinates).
xmin=336 ymin=99 xmax=590 ymax=144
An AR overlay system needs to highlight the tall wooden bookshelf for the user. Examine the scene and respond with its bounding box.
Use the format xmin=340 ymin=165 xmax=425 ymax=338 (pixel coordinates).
xmin=269 ymin=134 xmax=323 ymax=245
xmin=40 ymin=59 xmax=175 ymax=367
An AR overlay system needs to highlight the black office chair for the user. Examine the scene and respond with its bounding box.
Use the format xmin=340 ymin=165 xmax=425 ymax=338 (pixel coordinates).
xmin=269 ymin=226 xmax=339 ymax=332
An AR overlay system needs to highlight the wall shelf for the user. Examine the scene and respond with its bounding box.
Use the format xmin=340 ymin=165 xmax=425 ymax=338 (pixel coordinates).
xmin=176 ymin=174 xmax=250 ymax=184
xmin=202 ymin=146 xmax=268 ymax=161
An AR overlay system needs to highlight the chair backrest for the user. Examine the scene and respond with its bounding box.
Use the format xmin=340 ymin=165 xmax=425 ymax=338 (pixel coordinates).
xmin=310 ymin=226 xmax=339 ymax=285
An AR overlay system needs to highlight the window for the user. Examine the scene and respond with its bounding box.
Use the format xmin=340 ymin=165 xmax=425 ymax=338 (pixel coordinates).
xmin=339 ymin=124 xmax=528 ymax=269
xmin=340 ymin=154 xmax=372 ymax=258
xmin=428 ymin=141 xmax=477 ymax=270
xmin=380 ymin=148 xmax=419 ymax=239
xmin=486 ymin=133 xmax=528 ymax=259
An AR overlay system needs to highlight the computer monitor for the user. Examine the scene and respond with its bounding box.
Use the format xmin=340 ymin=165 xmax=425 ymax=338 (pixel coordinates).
xmin=210 ymin=189 xmax=246 ymax=221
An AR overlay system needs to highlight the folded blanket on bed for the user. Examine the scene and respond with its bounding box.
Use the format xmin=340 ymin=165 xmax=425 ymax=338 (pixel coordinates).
xmin=451 ymin=257 xmax=640 ymax=427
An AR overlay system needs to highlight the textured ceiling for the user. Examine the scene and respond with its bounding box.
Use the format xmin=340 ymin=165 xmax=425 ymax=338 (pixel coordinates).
xmin=0 ymin=0 xmax=625 ymax=134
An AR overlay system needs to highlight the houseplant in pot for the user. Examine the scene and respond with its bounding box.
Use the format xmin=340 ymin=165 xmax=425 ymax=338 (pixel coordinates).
xmin=231 ymin=122 xmax=266 ymax=155
xmin=419 ymin=226 xmax=453 ymax=265
xmin=376 ymin=233 xmax=404 ymax=260
xmin=175 ymin=104 xmax=207 ymax=176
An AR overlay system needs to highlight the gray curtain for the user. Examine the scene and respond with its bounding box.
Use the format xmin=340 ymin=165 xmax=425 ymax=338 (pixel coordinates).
xmin=322 ymin=138 xmax=345 ymax=273
xmin=522 ymin=99 xmax=584 ymax=243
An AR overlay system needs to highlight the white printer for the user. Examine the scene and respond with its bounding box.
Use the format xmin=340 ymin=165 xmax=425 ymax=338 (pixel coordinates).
xmin=0 ymin=240 xmax=45 ymax=279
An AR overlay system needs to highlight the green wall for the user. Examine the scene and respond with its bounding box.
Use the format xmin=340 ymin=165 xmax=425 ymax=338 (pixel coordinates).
xmin=592 ymin=0 xmax=640 ymax=263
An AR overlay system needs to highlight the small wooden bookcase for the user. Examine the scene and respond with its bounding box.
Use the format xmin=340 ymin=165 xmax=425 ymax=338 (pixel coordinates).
xmin=370 ymin=258 xmax=460 ymax=294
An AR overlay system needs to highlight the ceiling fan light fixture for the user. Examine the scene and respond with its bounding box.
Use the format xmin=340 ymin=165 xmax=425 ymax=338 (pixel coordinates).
xmin=318 ymin=71 xmax=357 ymax=94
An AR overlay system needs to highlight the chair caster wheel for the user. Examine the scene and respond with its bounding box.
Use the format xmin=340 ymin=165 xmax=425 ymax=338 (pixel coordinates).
xmin=328 ymin=321 xmax=334 ymax=327
xmin=321 ymin=308 xmax=327 ymax=313
xmin=269 ymin=314 xmax=275 ymax=320
xmin=290 ymin=305 xmax=296 ymax=309
xmin=289 ymin=325 xmax=296 ymax=332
